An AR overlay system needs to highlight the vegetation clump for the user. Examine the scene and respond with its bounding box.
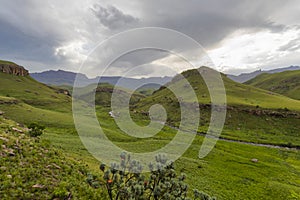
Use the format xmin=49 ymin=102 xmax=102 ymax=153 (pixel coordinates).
xmin=28 ymin=122 xmax=45 ymax=137
xmin=88 ymin=152 xmax=216 ymax=200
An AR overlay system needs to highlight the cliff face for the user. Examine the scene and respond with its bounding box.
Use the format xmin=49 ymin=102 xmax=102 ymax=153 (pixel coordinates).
xmin=0 ymin=63 xmax=29 ymax=76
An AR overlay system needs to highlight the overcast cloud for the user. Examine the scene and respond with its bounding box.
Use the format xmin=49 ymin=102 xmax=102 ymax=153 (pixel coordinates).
xmin=0 ymin=0 xmax=299 ymax=76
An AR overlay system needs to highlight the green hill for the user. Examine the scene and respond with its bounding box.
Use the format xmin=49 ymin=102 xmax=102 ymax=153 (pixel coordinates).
xmin=134 ymin=67 xmax=300 ymax=146
xmin=75 ymin=82 xmax=145 ymax=107
xmin=0 ymin=116 xmax=105 ymax=199
xmin=140 ymin=67 xmax=300 ymax=110
xmin=245 ymin=70 xmax=300 ymax=100
xmin=135 ymin=67 xmax=300 ymax=119
xmin=0 ymin=72 xmax=71 ymax=113
xmin=0 ymin=60 xmax=19 ymax=65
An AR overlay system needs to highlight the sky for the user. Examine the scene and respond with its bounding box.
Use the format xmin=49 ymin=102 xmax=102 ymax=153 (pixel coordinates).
xmin=0 ymin=0 xmax=299 ymax=77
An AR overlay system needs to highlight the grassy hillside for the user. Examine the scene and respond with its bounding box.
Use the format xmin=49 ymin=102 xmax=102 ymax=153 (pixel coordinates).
xmin=0 ymin=72 xmax=71 ymax=112
xmin=245 ymin=70 xmax=300 ymax=100
xmin=140 ymin=67 xmax=300 ymax=110
xmin=0 ymin=60 xmax=19 ymax=65
xmin=0 ymin=116 xmax=106 ymax=199
xmin=76 ymin=82 xmax=145 ymax=107
xmin=0 ymin=81 xmax=146 ymax=172
xmin=0 ymin=96 xmax=73 ymax=128
xmin=135 ymin=67 xmax=300 ymax=114
xmin=134 ymin=67 xmax=300 ymax=147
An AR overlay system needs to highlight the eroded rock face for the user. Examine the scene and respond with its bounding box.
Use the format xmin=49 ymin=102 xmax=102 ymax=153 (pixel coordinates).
xmin=0 ymin=63 xmax=29 ymax=76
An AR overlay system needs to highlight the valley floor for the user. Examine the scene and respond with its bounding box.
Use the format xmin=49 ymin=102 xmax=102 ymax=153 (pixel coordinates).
xmin=38 ymin=106 xmax=300 ymax=200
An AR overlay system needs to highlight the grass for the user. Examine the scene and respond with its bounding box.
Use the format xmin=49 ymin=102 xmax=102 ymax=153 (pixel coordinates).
xmin=0 ymin=60 xmax=18 ymax=65
xmin=134 ymin=102 xmax=300 ymax=148
xmin=132 ymin=67 xmax=300 ymax=147
xmin=0 ymin=116 xmax=106 ymax=199
xmin=0 ymin=72 xmax=71 ymax=112
xmin=220 ymin=106 xmax=300 ymax=147
xmin=179 ymin=138 xmax=300 ymax=199
xmin=42 ymin=106 xmax=300 ymax=199
xmin=0 ymin=100 xmax=73 ymax=128
xmin=137 ymin=68 xmax=300 ymax=111
xmin=0 ymin=66 xmax=300 ymax=199
xmin=76 ymin=82 xmax=145 ymax=107
xmin=245 ymin=70 xmax=300 ymax=100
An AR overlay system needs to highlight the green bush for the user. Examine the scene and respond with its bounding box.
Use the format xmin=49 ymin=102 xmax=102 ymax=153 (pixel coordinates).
xmin=89 ymin=153 xmax=216 ymax=200
xmin=28 ymin=122 xmax=45 ymax=137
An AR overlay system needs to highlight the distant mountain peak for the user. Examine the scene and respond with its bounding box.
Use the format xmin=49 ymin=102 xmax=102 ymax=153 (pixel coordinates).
xmin=30 ymin=69 xmax=172 ymax=89
xmin=227 ymin=65 xmax=300 ymax=83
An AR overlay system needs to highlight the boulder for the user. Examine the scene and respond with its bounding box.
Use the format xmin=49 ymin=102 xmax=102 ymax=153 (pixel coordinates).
xmin=12 ymin=127 xmax=23 ymax=133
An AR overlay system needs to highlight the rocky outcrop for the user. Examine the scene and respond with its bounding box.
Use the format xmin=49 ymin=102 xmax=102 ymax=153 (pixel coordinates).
xmin=0 ymin=63 xmax=29 ymax=76
xmin=56 ymin=89 xmax=71 ymax=96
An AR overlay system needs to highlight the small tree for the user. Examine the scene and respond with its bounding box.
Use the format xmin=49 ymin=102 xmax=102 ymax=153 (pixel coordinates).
xmin=88 ymin=153 xmax=216 ymax=200
xmin=28 ymin=122 xmax=45 ymax=137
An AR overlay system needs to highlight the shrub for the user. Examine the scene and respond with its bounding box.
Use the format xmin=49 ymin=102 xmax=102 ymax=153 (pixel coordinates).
xmin=28 ymin=122 xmax=45 ymax=137
xmin=89 ymin=153 xmax=216 ymax=200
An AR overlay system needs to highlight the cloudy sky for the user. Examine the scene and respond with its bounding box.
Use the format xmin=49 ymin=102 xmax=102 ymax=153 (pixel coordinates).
xmin=0 ymin=0 xmax=299 ymax=77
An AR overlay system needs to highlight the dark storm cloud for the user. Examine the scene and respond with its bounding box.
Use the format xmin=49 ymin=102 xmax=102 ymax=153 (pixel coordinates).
xmin=0 ymin=0 xmax=82 ymax=68
xmin=85 ymin=0 xmax=291 ymax=76
xmin=91 ymin=4 xmax=139 ymax=30
xmin=109 ymin=49 xmax=169 ymax=68
xmin=0 ymin=19 xmax=60 ymax=64
xmin=0 ymin=0 xmax=299 ymax=74
xmin=136 ymin=0 xmax=287 ymax=47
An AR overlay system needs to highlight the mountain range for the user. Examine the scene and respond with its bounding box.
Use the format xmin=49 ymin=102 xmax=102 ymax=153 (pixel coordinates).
xmin=30 ymin=70 xmax=172 ymax=90
xmin=226 ymin=65 xmax=300 ymax=83
xmin=31 ymin=66 xmax=300 ymax=90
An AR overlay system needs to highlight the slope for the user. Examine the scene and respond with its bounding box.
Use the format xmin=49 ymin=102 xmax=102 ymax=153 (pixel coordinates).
xmin=245 ymin=70 xmax=300 ymax=100
xmin=0 ymin=60 xmax=19 ymax=65
xmin=0 ymin=72 xmax=71 ymax=113
xmin=139 ymin=67 xmax=300 ymax=110
xmin=75 ymin=82 xmax=145 ymax=107
xmin=0 ymin=116 xmax=105 ymax=199
xmin=133 ymin=67 xmax=300 ymax=146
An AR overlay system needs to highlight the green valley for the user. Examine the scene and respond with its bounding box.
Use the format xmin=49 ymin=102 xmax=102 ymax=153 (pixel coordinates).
xmin=2 ymin=2 xmax=300 ymax=199
xmin=0 ymin=63 xmax=300 ymax=200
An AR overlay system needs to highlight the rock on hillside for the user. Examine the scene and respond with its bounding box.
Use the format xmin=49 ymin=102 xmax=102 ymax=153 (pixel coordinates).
xmin=0 ymin=61 xmax=29 ymax=76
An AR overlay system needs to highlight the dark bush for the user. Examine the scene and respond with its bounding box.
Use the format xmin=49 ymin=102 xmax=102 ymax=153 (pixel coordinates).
xmin=28 ymin=122 xmax=45 ymax=137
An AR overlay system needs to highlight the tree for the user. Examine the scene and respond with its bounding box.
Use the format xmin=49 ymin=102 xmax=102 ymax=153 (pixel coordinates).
xmin=88 ymin=152 xmax=216 ymax=200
